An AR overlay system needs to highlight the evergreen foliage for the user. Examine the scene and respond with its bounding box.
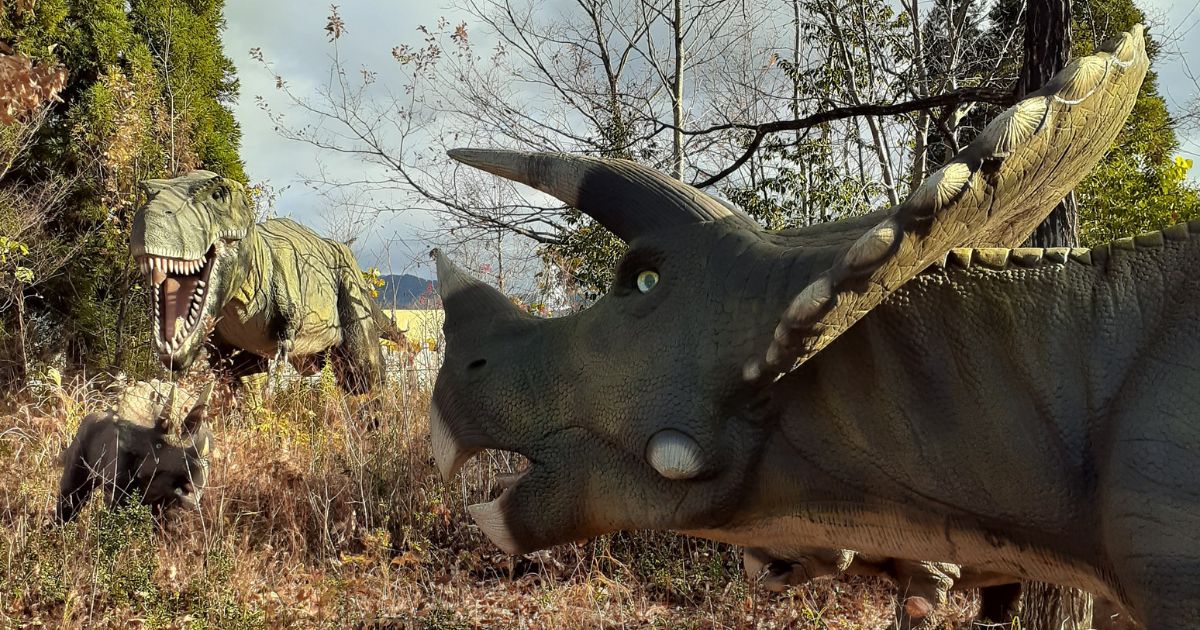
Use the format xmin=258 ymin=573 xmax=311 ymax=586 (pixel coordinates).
xmin=0 ymin=0 xmax=244 ymax=390
xmin=987 ymin=0 xmax=1200 ymax=244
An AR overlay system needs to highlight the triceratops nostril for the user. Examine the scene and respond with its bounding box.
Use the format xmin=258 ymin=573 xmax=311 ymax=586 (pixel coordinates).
xmin=467 ymin=358 xmax=488 ymax=370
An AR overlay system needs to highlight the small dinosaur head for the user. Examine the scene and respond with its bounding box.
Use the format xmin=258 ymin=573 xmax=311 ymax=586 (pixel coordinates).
xmin=143 ymin=382 xmax=215 ymax=511
xmin=130 ymin=171 xmax=254 ymax=370
xmin=57 ymin=382 xmax=217 ymax=523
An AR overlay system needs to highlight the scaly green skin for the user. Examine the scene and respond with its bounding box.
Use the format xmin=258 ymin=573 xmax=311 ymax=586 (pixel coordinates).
xmin=129 ymin=171 xmax=391 ymax=395
xmin=427 ymin=27 xmax=1194 ymax=629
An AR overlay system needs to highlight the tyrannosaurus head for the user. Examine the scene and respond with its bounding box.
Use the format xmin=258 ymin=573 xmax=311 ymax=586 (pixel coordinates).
xmin=130 ymin=171 xmax=255 ymax=370
xmin=429 ymin=28 xmax=1148 ymax=555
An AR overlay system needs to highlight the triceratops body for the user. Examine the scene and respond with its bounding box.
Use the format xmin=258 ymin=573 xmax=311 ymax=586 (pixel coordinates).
xmin=56 ymin=383 xmax=214 ymax=523
xmin=428 ymin=27 xmax=1199 ymax=628
xmin=129 ymin=172 xmax=397 ymax=395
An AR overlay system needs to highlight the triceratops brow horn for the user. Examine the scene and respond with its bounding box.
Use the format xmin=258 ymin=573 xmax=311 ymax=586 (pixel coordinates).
xmin=447 ymin=148 xmax=757 ymax=241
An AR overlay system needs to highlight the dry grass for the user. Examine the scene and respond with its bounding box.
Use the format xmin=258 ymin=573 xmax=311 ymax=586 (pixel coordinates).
xmin=0 ymin=369 xmax=980 ymax=628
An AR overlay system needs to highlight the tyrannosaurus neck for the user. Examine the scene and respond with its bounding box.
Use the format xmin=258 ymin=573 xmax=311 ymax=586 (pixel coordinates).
xmin=222 ymin=225 xmax=271 ymax=314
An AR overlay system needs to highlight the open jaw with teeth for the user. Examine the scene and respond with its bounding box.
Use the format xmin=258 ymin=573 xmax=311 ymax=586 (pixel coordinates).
xmin=137 ymin=246 xmax=217 ymax=357
xmin=431 ymin=403 xmax=537 ymax=552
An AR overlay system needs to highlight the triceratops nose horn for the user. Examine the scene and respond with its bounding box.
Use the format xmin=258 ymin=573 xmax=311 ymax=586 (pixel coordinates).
xmin=432 ymin=248 xmax=522 ymax=332
xmin=447 ymin=148 xmax=758 ymax=241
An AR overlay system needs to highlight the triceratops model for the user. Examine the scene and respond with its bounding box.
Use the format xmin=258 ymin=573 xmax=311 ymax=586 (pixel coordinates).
xmin=56 ymin=382 xmax=214 ymax=523
xmin=429 ymin=27 xmax=1199 ymax=628
xmin=129 ymin=172 xmax=399 ymax=395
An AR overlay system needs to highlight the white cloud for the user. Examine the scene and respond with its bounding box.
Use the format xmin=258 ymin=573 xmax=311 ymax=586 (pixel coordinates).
xmin=223 ymin=0 xmax=461 ymax=278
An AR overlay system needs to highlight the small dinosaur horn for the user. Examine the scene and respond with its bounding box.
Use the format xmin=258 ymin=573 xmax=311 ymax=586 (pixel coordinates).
xmin=138 ymin=178 xmax=172 ymax=195
xmin=154 ymin=384 xmax=177 ymax=433
xmin=448 ymin=149 xmax=755 ymax=241
xmin=183 ymin=382 xmax=214 ymax=436
xmin=646 ymin=430 xmax=706 ymax=480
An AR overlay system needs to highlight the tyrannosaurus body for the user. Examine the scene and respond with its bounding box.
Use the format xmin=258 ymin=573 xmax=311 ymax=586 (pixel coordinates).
xmin=130 ymin=172 xmax=394 ymax=394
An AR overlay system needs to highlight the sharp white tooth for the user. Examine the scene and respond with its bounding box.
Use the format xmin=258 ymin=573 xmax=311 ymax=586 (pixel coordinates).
xmin=197 ymin=280 xmax=206 ymax=289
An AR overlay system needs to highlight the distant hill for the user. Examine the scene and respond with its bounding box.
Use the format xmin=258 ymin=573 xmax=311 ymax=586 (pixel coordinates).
xmin=376 ymin=274 xmax=439 ymax=309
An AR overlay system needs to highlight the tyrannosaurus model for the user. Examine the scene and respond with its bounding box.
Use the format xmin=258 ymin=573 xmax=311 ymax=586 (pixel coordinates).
xmin=427 ymin=26 xmax=1198 ymax=629
xmin=129 ymin=172 xmax=398 ymax=395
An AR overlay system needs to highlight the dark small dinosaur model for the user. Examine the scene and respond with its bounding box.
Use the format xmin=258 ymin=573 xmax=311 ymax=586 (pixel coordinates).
xmin=56 ymin=382 xmax=214 ymax=523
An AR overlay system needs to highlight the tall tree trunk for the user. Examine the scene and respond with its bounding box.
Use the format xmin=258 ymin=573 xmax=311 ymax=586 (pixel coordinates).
xmin=670 ymin=0 xmax=684 ymax=179
xmin=1020 ymin=0 xmax=1077 ymax=249
xmin=1018 ymin=0 xmax=1093 ymax=626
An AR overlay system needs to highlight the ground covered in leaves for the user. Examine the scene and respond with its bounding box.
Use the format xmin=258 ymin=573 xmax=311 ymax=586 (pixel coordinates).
xmin=0 ymin=371 xmax=979 ymax=628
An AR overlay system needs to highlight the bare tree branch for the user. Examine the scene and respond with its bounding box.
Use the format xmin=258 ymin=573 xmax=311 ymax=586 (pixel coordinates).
xmin=688 ymin=86 xmax=1015 ymax=188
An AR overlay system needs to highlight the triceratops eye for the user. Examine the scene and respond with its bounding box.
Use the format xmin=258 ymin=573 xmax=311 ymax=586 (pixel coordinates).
xmin=636 ymin=270 xmax=659 ymax=294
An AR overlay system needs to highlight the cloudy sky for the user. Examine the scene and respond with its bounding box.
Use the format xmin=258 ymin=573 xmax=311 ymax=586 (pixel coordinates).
xmin=221 ymin=0 xmax=1200 ymax=280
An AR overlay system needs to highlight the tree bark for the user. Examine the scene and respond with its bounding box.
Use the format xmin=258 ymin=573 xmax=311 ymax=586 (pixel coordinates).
xmin=1017 ymin=0 xmax=1094 ymax=625
xmin=1020 ymin=0 xmax=1078 ymax=249
xmin=670 ymin=0 xmax=684 ymax=179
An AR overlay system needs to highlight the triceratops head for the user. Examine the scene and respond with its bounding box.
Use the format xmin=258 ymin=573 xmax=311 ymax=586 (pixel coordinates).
xmin=130 ymin=171 xmax=255 ymax=370
xmin=431 ymin=28 xmax=1148 ymax=555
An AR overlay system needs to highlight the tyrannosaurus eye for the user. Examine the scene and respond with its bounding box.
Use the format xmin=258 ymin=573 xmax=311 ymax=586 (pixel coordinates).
xmin=212 ymin=186 xmax=227 ymax=202
xmin=636 ymin=270 xmax=659 ymax=293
